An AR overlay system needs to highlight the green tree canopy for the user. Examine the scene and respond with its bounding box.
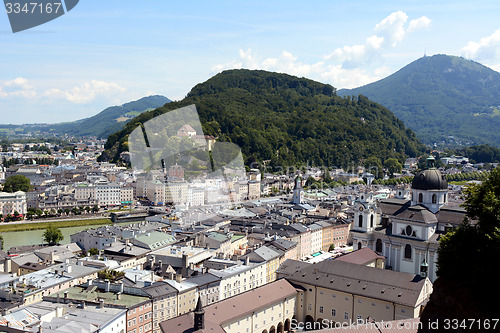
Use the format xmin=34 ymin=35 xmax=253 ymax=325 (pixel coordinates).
xmin=422 ymin=167 xmax=500 ymax=326
xmin=2 ymin=175 xmax=31 ymax=192
xmin=43 ymin=225 xmax=64 ymax=245
xmin=383 ymin=158 xmax=402 ymax=177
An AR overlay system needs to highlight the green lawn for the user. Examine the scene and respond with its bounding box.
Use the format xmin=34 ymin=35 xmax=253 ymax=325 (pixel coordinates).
xmin=0 ymin=218 xmax=112 ymax=232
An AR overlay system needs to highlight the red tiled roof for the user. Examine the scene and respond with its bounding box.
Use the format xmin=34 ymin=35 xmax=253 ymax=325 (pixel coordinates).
xmin=335 ymin=247 xmax=385 ymax=265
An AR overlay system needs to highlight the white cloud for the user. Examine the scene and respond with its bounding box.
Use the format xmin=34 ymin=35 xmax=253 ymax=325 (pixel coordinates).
xmin=408 ymin=16 xmax=432 ymax=33
xmin=43 ymin=80 xmax=127 ymax=104
xmin=0 ymin=77 xmax=36 ymax=98
xmin=374 ymin=11 xmax=409 ymax=47
xmin=0 ymin=78 xmax=127 ymax=104
xmin=212 ymin=11 xmax=432 ymax=88
xmin=461 ymin=29 xmax=500 ymax=62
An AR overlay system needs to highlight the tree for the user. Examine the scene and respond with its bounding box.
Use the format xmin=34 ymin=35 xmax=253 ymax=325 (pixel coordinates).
xmin=420 ymin=167 xmax=500 ymax=328
xmin=88 ymin=248 xmax=99 ymax=256
xmin=384 ymin=158 xmax=402 ymax=177
xmin=0 ymin=234 xmax=3 ymax=250
xmin=43 ymin=225 xmax=64 ymax=245
xmin=2 ymin=175 xmax=31 ymax=192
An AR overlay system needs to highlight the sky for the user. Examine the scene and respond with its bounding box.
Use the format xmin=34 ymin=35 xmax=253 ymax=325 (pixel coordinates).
xmin=1 ymin=0 xmax=500 ymax=124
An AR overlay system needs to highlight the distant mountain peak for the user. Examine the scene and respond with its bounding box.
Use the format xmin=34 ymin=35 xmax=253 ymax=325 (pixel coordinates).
xmin=338 ymin=54 xmax=500 ymax=146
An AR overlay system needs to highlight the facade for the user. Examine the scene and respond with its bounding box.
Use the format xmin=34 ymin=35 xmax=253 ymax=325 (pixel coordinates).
xmin=309 ymin=224 xmax=323 ymax=254
xmin=209 ymin=262 xmax=267 ymax=301
xmin=160 ymin=279 xmax=298 ymax=333
xmin=143 ymin=281 xmax=178 ymax=333
xmin=185 ymin=274 xmax=221 ymax=306
xmin=121 ymin=185 xmax=135 ymax=205
xmin=74 ymin=183 xmax=96 ymax=201
xmin=286 ymin=260 xmax=432 ymax=326
xmin=96 ymin=181 xmax=122 ymax=206
xmin=0 ymin=191 xmax=27 ymax=216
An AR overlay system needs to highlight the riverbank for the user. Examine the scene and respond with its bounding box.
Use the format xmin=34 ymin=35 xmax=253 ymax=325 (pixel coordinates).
xmin=0 ymin=218 xmax=112 ymax=232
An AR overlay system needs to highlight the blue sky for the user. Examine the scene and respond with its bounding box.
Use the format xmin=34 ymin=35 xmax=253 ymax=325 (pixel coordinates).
xmin=1 ymin=0 xmax=500 ymax=124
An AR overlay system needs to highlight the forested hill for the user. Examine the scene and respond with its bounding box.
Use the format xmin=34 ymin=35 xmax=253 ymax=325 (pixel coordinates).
xmin=100 ymin=69 xmax=425 ymax=168
xmin=0 ymin=95 xmax=170 ymax=139
xmin=338 ymin=54 xmax=500 ymax=146
xmin=47 ymin=95 xmax=171 ymax=138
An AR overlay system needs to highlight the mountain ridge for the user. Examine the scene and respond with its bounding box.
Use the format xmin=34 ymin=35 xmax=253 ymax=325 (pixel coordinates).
xmin=100 ymin=69 xmax=425 ymax=168
xmin=338 ymin=54 xmax=500 ymax=146
xmin=0 ymin=95 xmax=171 ymax=138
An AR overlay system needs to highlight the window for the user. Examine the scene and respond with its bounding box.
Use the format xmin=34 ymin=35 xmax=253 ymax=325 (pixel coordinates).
xmin=358 ymin=215 xmax=363 ymax=228
xmin=319 ymin=306 xmax=324 ymax=314
xmin=375 ymin=239 xmax=382 ymax=253
xmin=404 ymin=244 xmax=412 ymax=259
xmin=405 ymin=225 xmax=413 ymax=236
xmin=308 ymin=303 xmax=312 ymax=310
xmin=344 ymin=312 xmax=349 ymax=320
xmin=432 ymin=194 xmax=437 ymax=203
xmin=331 ymin=309 xmax=336 ymax=317
xmin=357 ymin=242 xmax=362 ymax=250
xmin=418 ymin=193 xmax=423 ymax=203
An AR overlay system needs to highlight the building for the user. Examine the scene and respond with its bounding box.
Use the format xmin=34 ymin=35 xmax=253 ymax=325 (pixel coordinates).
xmin=168 ymin=164 xmax=184 ymax=181
xmin=121 ymin=184 xmax=135 ymax=206
xmin=0 ymin=191 xmax=27 ymax=216
xmin=285 ymin=259 xmax=432 ymax=325
xmin=291 ymin=175 xmax=304 ymax=204
xmin=143 ymin=281 xmax=178 ymax=333
xmin=185 ymin=274 xmax=221 ymax=306
xmin=350 ymin=157 xmax=466 ymax=282
xmin=14 ymin=262 xmax=100 ymax=305
xmin=209 ymin=261 xmax=267 ymax=301
xmin=159 ymin=279 xmax=298 ymax=333
xmin=96 ymin=180 xmax=122 ymax=206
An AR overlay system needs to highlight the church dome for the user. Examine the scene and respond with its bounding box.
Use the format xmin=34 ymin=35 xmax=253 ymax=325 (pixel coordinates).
xmin=412 ymin=156 xmax=448 ymax=190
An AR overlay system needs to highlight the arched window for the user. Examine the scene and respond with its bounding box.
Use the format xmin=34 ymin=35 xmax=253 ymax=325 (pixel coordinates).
xmin=375 ymin=239 xmax=382 ymax=253
xmin=358 ymin=242 xmax=362 ymax=250
xmin=418 ymin=193 xmax=423 ymax=203
xmin=370 ymin=214 xmax=374 ymax=228
xmin=404 ymin=244 xmax=412 ymax=259
xmin=432 ymin=194 xmax=437 ymax=204
xmin=358 ymin=215 xmax=363 ymax=228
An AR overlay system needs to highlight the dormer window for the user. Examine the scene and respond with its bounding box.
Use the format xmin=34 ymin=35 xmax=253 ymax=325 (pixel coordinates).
xmin=406 ymin=225 xmax=413 ymax=236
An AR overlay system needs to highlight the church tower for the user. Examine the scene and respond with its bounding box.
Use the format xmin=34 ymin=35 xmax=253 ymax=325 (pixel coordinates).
xmin=194 ymin=296 xmax=205 ymax=330
xmin=292 ymin=175 xmax=304 ymax=204
xmin=411 ymin=156 xmax=448 ymax=213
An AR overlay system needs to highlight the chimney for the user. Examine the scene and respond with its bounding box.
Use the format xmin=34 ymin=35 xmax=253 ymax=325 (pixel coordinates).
xmin=245 ymin=256 xmax=250 ymax=266
xmin=181 ymin=254 xmax=188 ymax=277
xmin=105 ymin=279 xmax=110 ymax=292
xmin=175 ymin=274 xmax=182 ymax=283
xmin=119 ymin=282 xmax=124 ymax=294
xmin=193 ymin=297 xmax=205 ymax=330
xmin=117 ymin=292 xmax=121 ymax=300
xmin=99 ymin=299 xmax=104 ymax=308
xmin=64 ymin=291 xmax=68 ymax=303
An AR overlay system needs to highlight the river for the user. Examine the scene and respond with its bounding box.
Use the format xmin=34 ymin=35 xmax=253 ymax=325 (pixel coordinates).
xmin=1 ymin=221 xmax=139 ymax=252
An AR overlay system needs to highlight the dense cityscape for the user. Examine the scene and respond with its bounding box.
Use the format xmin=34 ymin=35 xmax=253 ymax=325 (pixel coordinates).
xmin=1 ymin=1 xmax=500 ymax=333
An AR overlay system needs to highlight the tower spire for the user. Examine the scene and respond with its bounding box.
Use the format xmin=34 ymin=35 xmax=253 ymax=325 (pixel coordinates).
xmin=194 ymin=296 xmax=205 ymax=330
